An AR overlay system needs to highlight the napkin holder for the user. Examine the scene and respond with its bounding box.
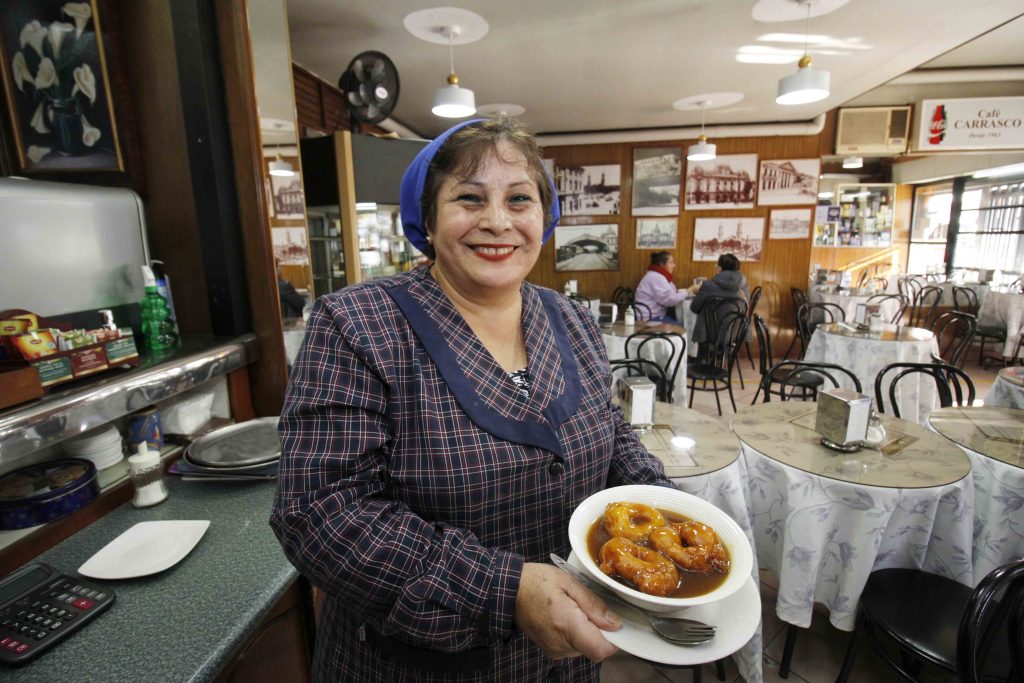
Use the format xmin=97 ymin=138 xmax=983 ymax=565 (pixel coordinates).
xmin=618 ymin=376 xmax=655 ymax=433
xmin=815 ymin=387 xmax=871 ymax=452
xmin=598 ymin=303 xmax=618 ymax=325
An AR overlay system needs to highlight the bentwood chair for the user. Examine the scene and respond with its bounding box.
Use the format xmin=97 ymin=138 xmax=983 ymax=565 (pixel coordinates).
xmin=909 ymin=285 xmax=943 ymax=328
xmin=625 ymin=331 xmax=686 ymax=403
xmin=612 ymin=286 xmax=635 ymax=308
xmin=836 ymin=559 xmax=1024 ymax=683
xmin=609 ymin=357 xmax=670 ymax=403
xmin=863 ymin=276 xmax=889 ymax=292
xmin=632 ymin=301 xmax=653 ymax=322
xmin=740 ymin=286 xmax=762 ymax=376
xmin=751 ymin=315 xmax=824 ymax=404
xmin=898 ymin=277 xmax=922 ymax=307
xmin=929 ymin=310 xmax=977 ymax=368
xmin=694 ymin=297 xmax=747 ymax=364
xmin=687 ymin=311 xmax=748 ymax=415
xmin=767 ymin=360 xmax=862 ymax=401
xmin=865 ymin=293 xmax=909 ymax=324
xmin=782 ymin=287 xmax=809 ymax=360
xmin=952 ymin=286 xmax=981 ymax=317
xmin=874 ymin=360 xmax=976 ymax=418
xmin=795 ymin=302 xmax=845 ymax=358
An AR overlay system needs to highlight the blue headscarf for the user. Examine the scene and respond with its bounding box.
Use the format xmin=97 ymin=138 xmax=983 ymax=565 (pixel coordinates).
xmin=399 ymin=119 xmax=561 ymax=255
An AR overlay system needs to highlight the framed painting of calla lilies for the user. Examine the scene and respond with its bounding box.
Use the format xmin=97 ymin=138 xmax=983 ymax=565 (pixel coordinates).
xmin=0 ymin=0 xmax=123 ymax=172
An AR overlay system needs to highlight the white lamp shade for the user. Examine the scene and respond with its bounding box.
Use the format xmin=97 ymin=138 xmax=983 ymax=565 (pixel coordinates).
xmin=268 ymin=159 xmax=294 ymax=176
xmin=842 ymin=156 xmax=864 ymax=169
xmin=776 ymin=65 xmax=830 ymax=105
xmin=687 ymin=140 xmax=717 ymax=161
xmin=432 ymin=84 xmax=476 ymax=118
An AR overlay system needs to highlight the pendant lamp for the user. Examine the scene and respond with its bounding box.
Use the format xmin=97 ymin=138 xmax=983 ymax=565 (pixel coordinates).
xmin=687 ymin=101 xmax=716 ymax=161
xmin=776 ymin=1 xmax=830 ymax=105
xmin=842 ymin=156 xmax=863 ymax=169
xmin=268 ymin=154 xmax=294 ymax=177
xmin=432 ymin=26 xmax=476 ymax=118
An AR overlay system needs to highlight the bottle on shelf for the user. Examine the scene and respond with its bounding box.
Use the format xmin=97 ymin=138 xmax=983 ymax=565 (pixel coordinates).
xmin=140 ymin=265 xmax=178 ymax=352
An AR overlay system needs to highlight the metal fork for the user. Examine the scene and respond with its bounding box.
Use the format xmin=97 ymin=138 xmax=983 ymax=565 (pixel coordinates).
xmin=549 ymin=553 xmax=716 ymax=646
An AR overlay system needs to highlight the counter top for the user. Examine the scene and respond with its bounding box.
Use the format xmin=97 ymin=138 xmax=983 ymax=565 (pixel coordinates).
xmin=0 ymin=334 xmax=259 ymax=465
xmin=6 ymin=476 xmax=293 ymax=682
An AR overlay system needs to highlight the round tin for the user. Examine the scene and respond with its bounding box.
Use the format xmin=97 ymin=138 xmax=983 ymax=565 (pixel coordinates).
xmin=0 ymin=458 xmax=99 ymax=530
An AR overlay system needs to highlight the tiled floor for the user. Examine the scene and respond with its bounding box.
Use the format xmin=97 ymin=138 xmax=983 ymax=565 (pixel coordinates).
xmin=600 ymin=348 xmax=1001 ymax=683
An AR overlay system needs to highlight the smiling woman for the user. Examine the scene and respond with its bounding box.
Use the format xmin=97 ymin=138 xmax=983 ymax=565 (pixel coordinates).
xmin=270 ymin=117 xmax=677 ymax=681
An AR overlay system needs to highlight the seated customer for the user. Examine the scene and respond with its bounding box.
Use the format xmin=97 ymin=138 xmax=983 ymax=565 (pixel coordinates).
xmin=689 ymin=253 xmax=750 ymax=314
xmin=634 ymin=252 xmax=698 ymax=322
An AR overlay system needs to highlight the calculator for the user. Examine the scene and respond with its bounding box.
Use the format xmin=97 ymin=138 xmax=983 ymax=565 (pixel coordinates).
xmin=0 ymin=563 xmax=115 ymax=665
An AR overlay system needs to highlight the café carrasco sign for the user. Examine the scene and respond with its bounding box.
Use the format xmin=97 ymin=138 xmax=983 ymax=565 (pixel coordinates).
xmin=918 ymin=97 xmax=1024 ymax=151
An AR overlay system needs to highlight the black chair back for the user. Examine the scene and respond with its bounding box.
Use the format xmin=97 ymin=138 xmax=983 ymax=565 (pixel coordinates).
xmin=697 ymin=297 xmax=747 ymax=361
xmin=612 ymin=287 xmax=635 ymax=307
xmin=790 ymin=287 xmax=807 ymax=312
xmin=795 ymin=302 xmax=846 ymax=356
xmin=874 ymin=361 xmax=976 ymax=417
xmin=863 ymin=276 xmax=888 ymax=292
xmin=957 ymin=559 xmax=1024 ymax=683
xmin=930 ymin=311 xmax=977 ymax=368
xmin=897 ymin=277 xmax=922 ymax=304
xmin=609 ymin=357 xmax=669 ymax=403
xmin=748 ymin=286 xmax=762 ymax=317
xmin=625 ymin=331 xmax=686 ymax=403
xmin=911 ymin=285 xmax=943 ymax=327
xmin=952 ymin=286 xmax=980 ymax=316
xmin=865 ymin=293 xmax=908 ymax=324
xmin=767 ymin=360 xmax=862 ymax=401
xmin=632 ymin=301 xmax=653 ymax=322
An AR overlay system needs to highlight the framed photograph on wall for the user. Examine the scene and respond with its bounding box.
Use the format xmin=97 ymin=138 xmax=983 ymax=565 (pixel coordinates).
xmin=554 ymin=224 xmax=619 ymax=271
xmin=692 ymin=217 xmax=764 ymax=262
xmin=554 ymin=163 xmax=621 ymax=216
xmin=757 ymin=158 xmax=820 ymax=206
xmin=769 ymin=208 xmax=812 ymax=240
xmin=269 ymin=162 xmax=305 ymax=219
xmin=632 ymin=147 xmax=681 ymax=216
xmin=0 ymin=0 xmax=124 ymax=173
xmin=272 ymin=226 xmax=309 ymax=266
xmin=684 ymin=154 xmax=757 ymax=210
xmin=636 ymin=217 xmax=677 ymax=249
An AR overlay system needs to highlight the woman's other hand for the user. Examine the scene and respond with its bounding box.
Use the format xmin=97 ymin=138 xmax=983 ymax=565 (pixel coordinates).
xmin=514 ymin=562 xmax=620 ymax=661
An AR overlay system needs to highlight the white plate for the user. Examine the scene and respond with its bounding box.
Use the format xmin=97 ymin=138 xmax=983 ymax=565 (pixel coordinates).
xmin=568 ymin=551 xmax=760 ymax=666
xmin=78 ymin=520 xmax=210 ymax=580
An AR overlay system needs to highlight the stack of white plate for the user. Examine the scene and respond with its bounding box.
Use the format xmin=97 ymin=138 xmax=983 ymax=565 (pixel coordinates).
xmin=62 ymin=425 xmax=125 ymax=471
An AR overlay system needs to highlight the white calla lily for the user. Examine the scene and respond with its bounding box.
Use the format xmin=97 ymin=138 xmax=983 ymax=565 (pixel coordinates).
xmin=61 ymin=3 xmax=93 ymax=37
xmin=19 ymin=21 xmax=46 ymax=56
xmin=30 ymin=103 xmax=49 ymax=133
xmin=27 ymin=146 xmax=52 ymax=164
xmin=12 ymin=52 xmax=32 ymax=92
xmin=81 ymin=114 xmax=101 ymax=147
xmin=47 ymin=22 xmax=74 ymax=60
xmin=71 ymin=64 xmax=96 ymax=103
xmin=35 ymin=58 xmax=58 ymax=89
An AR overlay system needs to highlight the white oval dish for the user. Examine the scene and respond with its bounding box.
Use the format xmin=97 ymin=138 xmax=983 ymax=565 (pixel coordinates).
xmin=78 ymin=520 xmax=210 ymax=580
xmin=568 ymin=484 xmax=752 ymax=613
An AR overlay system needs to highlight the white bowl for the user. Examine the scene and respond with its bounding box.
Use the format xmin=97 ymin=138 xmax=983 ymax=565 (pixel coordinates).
xmin=568 ymin=484 xmax=752 ymax=613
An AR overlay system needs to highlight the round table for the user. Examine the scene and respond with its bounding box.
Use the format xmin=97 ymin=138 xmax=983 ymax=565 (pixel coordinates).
xmin=803 ymin=322 xmax=939 ymax=423
xmin=978 ymin=291 xmax=1024 ymax=358
xmin=640 ymin=402 xmax=762 ymax=683
xmin=928 ymin=406 xmax=1024 ymax=583
xmin=985 ymin=366 xmax=1024 ymax=409
xmin=733 ymin=401 xmax=974 ymax=631
xmin=808 ymin=287 xmax=899 ymax=324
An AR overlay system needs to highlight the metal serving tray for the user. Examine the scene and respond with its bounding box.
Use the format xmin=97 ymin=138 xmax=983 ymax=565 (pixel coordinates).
xmin=184 ymin=417 xmax=281 ymax=468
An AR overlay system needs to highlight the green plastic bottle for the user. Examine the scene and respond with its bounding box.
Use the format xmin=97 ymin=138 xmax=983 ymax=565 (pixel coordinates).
xmin=140 ymin=265 xmax=178 ymax=352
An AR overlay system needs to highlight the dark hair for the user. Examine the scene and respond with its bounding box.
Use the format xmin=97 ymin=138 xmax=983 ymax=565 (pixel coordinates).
xmin=649 ymin=251 xmax=673 ymax=266
xmin=718 ymin=253 xmax=740 ymax=271
xmin=419 ymin=118 xmax=553 ymax=260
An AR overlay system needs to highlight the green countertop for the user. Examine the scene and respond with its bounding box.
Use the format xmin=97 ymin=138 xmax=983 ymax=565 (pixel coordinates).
xmin=5 ymin=477 xmax=296 ymax=682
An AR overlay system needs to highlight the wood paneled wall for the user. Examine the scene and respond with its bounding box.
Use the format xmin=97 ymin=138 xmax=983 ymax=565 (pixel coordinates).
xmin=529 ymin=113 xmax=840 ymax=349
xmin=292 ymin=64 xmax=389 ymax=137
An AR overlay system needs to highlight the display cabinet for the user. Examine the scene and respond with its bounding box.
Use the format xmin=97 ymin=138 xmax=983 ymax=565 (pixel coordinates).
xmin=833 ymin=183 xmax=895 ymax=247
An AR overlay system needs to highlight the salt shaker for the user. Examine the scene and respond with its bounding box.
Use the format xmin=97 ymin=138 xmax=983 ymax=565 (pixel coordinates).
xmin=127 ymin=442 xmax=168 ymax=507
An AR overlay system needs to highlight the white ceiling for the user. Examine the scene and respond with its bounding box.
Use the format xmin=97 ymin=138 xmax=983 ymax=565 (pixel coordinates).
xmin=285 ymin=1 xmax=1024 ymax=141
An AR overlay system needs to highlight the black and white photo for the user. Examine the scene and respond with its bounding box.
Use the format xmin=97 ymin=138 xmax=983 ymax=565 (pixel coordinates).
xmin=554 ymin=223 xmax=619 ymax=271
xmin=693 ymin=217 xmax=763 ymax=262
xmin=769 ymin=208 xmax=812 ymax=240
xmin=554 ymin=164 xmax=621 ymax=216
xmin=270 ymin=169 xmax=305 ymax=219
xmin=632 ymin=147 xmax=681 ymax=216
xmin=758 ymin=159 xmax=820 ymax=206
xmin=684 ymin=154 xmax=758 ymax=209
xmin=636 ymin=218 xmax=677 ymax=249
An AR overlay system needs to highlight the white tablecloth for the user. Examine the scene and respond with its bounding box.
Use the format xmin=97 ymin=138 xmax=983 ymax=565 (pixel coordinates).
xmin=985 ymin=370 xmax=1024 ymax=409
xmin=602 ymin=328 xmax=688 ymax=404
xmin=803 ymin=327 xmax=939 ymax=423
xmin=936 ymin=281 xmax=989 ymax=308
xmin=677 ymin=303 xmax=699 ymax=357
xmin=741 ymin=443 xmax=974 ymax=630
xmin=978 ymin=291 xmax=1024 ymax=358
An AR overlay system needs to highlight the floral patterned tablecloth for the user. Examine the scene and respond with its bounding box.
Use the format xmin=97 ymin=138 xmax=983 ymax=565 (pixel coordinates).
xmin=733 ymin=402 xmax=974 ymax=631
xmin=985 ymin=367 xmax=1024 ymax=409
xmin=978 ymin=291 xmax=1024 ymax=358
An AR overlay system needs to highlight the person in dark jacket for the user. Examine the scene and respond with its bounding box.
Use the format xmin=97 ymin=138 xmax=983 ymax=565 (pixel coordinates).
xmin=277 ymin=264 xmax=306 ymax=319
xmin=689 ymin=253 xmax=750 ymax=314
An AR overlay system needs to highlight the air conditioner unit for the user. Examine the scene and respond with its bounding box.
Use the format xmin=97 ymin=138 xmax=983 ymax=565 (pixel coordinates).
xmin=835 ymin=106 xmax=912 ymax=155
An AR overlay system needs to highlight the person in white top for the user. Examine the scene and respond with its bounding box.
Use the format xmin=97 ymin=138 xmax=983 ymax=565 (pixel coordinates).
xmin=634 ymin=252 xmax=697 ymax=322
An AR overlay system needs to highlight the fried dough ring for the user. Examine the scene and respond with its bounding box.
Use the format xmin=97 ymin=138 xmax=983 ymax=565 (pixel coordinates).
xmin=598 ymin=537 xmax=680 ymax=596
xmin=649 ymin=521 xmax=730 ymax=574
xmin=602 ymin=502 xmax=667 ymax=542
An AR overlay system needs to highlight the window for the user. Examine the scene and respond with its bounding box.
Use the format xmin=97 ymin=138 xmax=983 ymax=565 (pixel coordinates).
xmin=952 ymin=177 xmax=1024 ymax=285
xmin=907 ymin=182 xmax=952 ymax=275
